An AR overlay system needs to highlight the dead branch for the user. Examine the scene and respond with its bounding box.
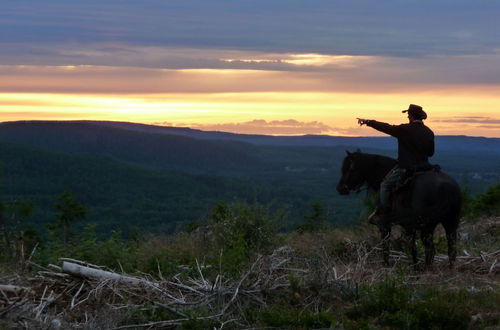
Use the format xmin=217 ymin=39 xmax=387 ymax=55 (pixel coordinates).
xmin=1 ymin=232 xmax=499 ymax=330
xmin=0 ymin=284 xmax=31 ymax=296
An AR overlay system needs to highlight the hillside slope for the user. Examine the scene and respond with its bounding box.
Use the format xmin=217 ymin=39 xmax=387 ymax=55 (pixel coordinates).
xmin=0 ymin=142 xmax=263 ymax=233
xmin=0 ymin=121 xmax=261 ymax=175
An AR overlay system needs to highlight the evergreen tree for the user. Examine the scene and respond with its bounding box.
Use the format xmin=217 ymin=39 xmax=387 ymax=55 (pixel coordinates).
xmin=298 ymin=202 xmax=327 ymax=232
xmin=54 ymin=191 xmax=86 ymax=245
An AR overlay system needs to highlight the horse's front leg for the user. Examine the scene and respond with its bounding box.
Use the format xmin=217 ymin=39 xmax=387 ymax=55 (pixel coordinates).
xmin=379 ymin=224 xmax=392 ymax=266
xmin=443 ymin=222 xmax=458 ymax=269
xmin=421 ymin=227 xmax=436 ymax=268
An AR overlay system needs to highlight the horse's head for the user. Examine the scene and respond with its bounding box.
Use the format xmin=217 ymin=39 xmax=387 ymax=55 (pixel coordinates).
xmin=336 ymin=150 xmax=367 ymax=195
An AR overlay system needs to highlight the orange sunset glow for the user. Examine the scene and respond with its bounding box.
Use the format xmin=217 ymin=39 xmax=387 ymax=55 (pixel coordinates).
xmin=1 ymin=63 xmax=499 ymax=137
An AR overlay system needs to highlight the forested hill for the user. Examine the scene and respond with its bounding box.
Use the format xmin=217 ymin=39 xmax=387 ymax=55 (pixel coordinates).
xmin=0 ymin=141 xmax=270 ymax=233
xmin=0 ymin=120 xmax=498 ymax=235
xmin=0 ymin=121 xmax=262 ymax=175
xmin=2 ymin=120 xmax=500 ymax=153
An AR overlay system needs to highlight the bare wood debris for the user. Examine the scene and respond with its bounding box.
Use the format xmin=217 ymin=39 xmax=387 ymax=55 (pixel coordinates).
xmin=0 ymin=239 xmax=498 ymax=329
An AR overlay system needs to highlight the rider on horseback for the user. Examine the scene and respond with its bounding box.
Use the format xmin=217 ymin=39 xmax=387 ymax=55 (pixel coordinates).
xmin=357 ymin=104 xmax=435 ymax=225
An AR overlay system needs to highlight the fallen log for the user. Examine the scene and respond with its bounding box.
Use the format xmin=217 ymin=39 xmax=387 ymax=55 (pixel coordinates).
xmin=61 ymin=261 xmax=151 ymax=286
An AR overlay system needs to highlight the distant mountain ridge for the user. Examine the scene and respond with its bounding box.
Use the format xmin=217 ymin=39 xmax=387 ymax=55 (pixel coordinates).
xmin=0 ymin=120 xmax=498 ymax=234
xmin=2 ymin=120 xmax=500 ymax=153
xmin=0 ymin=120 xmax=262 ymax=175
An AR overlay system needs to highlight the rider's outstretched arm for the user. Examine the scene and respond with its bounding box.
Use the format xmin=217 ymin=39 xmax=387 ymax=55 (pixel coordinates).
xmin=365 ymin=120 xmax=404 ymax=138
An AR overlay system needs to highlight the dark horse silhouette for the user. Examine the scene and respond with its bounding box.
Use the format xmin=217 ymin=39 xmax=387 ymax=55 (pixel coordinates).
xmin=336 ymin=150 xmax=461 ymax=268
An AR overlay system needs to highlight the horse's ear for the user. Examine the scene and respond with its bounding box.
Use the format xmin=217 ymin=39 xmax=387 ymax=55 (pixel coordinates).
xmin=345 ymin=150 xmax=352 ymax=156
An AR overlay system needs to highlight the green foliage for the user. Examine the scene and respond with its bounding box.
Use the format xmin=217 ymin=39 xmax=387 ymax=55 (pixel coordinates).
xmin=209 ymin=202 xmax=282 ymax=275
xmin=1 ymin=123 xmax=500 ymax=234
xmin=347 ymin=277 xmax=411 ymax=317
xmin=129 ymin=304 xmax=178 ymax=323
xmin=51 ymin=191 xmax=86 ymax=244
xmin=468 ymin=183 xmax=500 ymax=217
xmin=36 ymin=200 xmax=284 ymax=277
xmin=0 ymin=142 xmax=289 ymax=235
xmin=137 ymin=246 xmax=187 ymax=278
xmin=180 ymin=309 xmax=219 ymax=330
xmin=36 ymin=223 xmax=196 ymax=277
xmin=4 ymin=197 xmax=499 ymax=329
xmin=256 ymin=304 xmax=338 ymax=329
xmin=39 ymin=225 xmax=134 ymax=271
xmin=344 ymin=277 xmax=472 ymax=330
xmin=409 ymin=295 xmax=470 ymax=330
xmin=297 ymin=201 xmax=328 ymax=232
xmin=460 ymin=185 xmax=474 ymax=216
xmin=0 ymin=193 xmax=34 ymax=261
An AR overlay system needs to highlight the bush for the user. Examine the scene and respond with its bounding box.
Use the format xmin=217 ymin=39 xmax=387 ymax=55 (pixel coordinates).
xmin=209 ymin=202 xmax=282 ymax=275
xmin=256 ymin=304 xmax=339 ymax=329
xmin=469 ymin=183 xmax=500 ymax=217
xmin=344 ymin=277 xmax=472 ymax=330
xmin=38 ymin=225 xmax=135 ymax=272
xmin=296 ymin=202 xmax=328 ymax=232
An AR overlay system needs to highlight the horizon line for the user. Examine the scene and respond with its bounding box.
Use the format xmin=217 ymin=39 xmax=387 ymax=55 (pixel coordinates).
xmin=1 ymin=119 xmax=499 ymax=139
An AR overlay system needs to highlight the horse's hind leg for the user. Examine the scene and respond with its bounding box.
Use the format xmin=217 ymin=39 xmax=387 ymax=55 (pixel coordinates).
xmin=443 ymin=223 xmax=458 ymax=268
xmin=421 ymin=227 xmax=436 ymax=268
xmin=402 ymin=227 xmax=418 ymax=267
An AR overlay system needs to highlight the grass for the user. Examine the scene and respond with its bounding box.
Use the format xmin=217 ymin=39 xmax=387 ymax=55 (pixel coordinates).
xmin=1 ymin=210 xmax=499 ymax=329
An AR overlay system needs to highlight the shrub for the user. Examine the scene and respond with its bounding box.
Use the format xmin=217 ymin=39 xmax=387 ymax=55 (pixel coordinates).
xmin=208 ymin=202 xmax=282 ymax=275
xmin=38 ymin=225 xmax=135 ymax=272
xmin=344 ymin=277 xmax=472 ymax=330
xmin=469 ymin=183 xmax=500 ymax=217
xmin=296 ymin=202 xmax=328 ymax=232
xmin=257 ymin=304 xmax=338 ymax=329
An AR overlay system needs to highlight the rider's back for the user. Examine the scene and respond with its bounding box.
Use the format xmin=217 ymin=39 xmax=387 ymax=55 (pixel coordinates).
xmin=367 ymin=120 xmax=434 ymax=170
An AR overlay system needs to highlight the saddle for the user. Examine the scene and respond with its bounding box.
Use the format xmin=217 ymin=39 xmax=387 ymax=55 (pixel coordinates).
xmin=377 ymin=164 xmax=442 ymax=226
xmin=395 ymin=164 xmax=441 ymax=192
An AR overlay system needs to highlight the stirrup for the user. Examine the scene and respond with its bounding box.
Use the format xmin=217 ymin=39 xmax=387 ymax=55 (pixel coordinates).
xmin=368 ymin=206 xmax=389 ymax=225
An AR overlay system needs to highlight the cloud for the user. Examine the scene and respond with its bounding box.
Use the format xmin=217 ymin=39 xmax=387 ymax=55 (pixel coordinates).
xmin=477 ymin=124 xmax=500 ymax=129
xmin=2 ymin=1 xmax=500 ymax=60
xmin=433 ymin=116 xmax=500 ymax=124
xmin=3 ymin=49 xmax=500 ymax=96
xmin=0 ymin=43 xmax=377 ymax=71
xmin=159 ymin=119 xmax=337 ymax=135
xmin=0 ymin=111 xmax=94 ymax=121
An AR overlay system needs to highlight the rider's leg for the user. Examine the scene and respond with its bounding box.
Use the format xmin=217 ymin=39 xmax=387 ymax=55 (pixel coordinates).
xmin=369 ymin=166 xmax=406 ymax=224
xmin=380 ymin=167 xmax=406 ymax=210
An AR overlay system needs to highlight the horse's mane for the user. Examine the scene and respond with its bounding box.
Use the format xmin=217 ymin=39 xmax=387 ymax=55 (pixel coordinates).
xmin=354 ymin=151 xmax=395 ymax=163
xmin=348 ymin=151 xmax=397 ymax=190
xmin=352 ymin=151 xmax=397 ymax=171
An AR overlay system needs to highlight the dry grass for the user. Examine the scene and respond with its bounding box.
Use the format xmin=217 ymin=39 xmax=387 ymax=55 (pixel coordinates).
xmin=1 ymin=216 xmax=499 ymax=329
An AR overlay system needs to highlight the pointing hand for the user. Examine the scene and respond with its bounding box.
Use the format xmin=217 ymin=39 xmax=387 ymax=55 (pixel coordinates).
xmin=357 ymin=118 xmax=371 ymax=126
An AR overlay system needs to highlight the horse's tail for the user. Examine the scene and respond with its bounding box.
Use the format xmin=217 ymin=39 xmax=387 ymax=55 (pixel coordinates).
xmin=431 ymin=180 xmax=461 ymax=225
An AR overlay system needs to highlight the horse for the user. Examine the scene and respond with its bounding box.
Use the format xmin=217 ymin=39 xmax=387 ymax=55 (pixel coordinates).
xmin=336 ymin=150 xmax=461 ymax=268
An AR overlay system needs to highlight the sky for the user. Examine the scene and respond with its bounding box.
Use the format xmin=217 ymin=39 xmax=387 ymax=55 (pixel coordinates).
xmin=1 ymin=0 xmax=500 ymax=137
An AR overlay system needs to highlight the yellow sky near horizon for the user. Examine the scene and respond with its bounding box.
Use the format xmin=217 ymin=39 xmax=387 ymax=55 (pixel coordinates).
xmin=1 ymin=90 xmax=499 ymax=137
xmin=1 ymin=63 xmax=500 ymax=137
